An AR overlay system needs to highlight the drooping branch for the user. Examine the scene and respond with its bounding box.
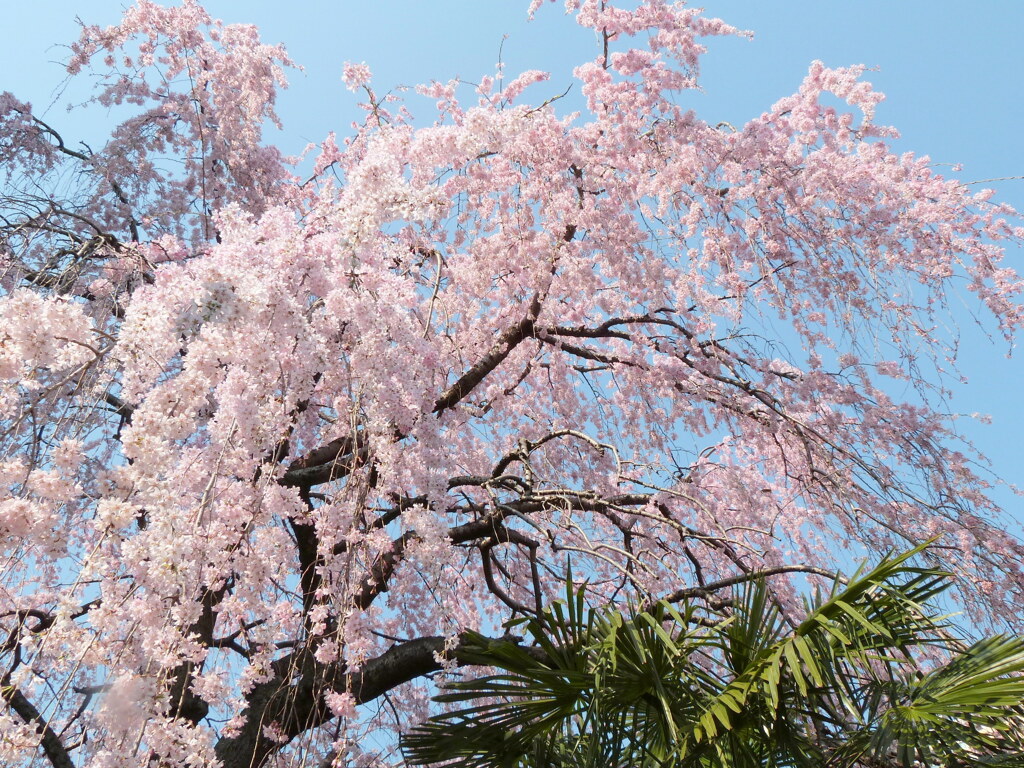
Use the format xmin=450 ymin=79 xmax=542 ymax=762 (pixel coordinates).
xmin=654 ymin=565 xmax=841 ymax=613
xmin=14 ymin=111 xmax=142 ymax=242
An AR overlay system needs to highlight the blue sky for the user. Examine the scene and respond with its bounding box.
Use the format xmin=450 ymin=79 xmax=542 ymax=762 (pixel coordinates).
xmin=4 ymin=1 xmax=1023 ymax=507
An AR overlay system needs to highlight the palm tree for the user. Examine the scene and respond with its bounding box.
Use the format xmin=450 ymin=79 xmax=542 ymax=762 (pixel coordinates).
xmin=402 ymin=543 xmax=1024 ymax=768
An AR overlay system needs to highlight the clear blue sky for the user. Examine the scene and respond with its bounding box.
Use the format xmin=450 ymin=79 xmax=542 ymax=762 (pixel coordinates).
xmin=4 ymin=1 xmax=1023 ymax=506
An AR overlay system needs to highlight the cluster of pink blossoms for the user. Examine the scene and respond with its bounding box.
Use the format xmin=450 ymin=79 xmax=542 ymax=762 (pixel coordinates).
xmin=0 ymin=1 xmax=1022 ymax=766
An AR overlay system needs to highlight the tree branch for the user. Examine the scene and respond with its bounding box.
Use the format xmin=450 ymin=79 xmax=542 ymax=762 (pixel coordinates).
xmin=433 ymin=293 xmax=542 ymax=416
xmin=213 ymin=635 xmax=473 ymax=768
xmin=280 ymin=438 xmax=369 ymax=488
xmin=1 ymin=675 xmax=75 ymax=768
xmin=660 ymin=565 xmax=840 ymax=606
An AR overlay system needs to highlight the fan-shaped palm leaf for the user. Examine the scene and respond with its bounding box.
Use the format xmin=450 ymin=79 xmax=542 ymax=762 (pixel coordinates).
xmin=402 ymin=543 xmax=1024 ymax=768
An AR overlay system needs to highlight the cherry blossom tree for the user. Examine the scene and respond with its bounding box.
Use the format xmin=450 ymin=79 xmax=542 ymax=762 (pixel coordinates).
xmin=1 ymin=0 xmax=1022 ymax=766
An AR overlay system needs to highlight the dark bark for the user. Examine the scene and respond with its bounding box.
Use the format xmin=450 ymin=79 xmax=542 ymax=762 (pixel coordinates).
xmin=433 ymin=293 xmax=542 ymax=416
xmin=1 ymin=676 xmax=75 ymax=768
xmin=280 ymin=440 xmax=369 ymax=488
xmin=213 ymin=635 xmax=464 ymax=768
xmin=165 ymin=585 xmax=223 ymax=725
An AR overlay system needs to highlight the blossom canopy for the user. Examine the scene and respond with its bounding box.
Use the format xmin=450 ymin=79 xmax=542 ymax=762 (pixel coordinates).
xmin=1 ymin=1 xmax=1022 ymax=766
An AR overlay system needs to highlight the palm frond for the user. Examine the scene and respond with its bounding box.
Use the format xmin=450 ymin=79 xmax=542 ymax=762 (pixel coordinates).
xmin=402 ymin=543 xmax=1024 ymax=768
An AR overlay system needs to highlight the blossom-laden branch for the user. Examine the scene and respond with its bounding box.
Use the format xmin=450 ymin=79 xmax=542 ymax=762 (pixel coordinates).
xmin=1 ymin=677 xmax=75 ymax=768
xmin=1 ymin=0 xmax=1023 ymax=766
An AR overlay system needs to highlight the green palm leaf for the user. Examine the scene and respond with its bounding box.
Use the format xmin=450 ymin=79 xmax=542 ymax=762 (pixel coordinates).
xmin=402 ymin=543 xmax=1024 ymax=768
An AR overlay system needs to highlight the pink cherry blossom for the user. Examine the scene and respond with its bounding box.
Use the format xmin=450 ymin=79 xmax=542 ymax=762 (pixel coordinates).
xmin=0 ymin=1 xmax=1022 ymax=766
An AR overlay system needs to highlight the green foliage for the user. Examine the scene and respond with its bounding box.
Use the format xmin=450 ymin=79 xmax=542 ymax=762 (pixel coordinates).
xmin=402 ymin=545 xmax=1024 ymax=768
